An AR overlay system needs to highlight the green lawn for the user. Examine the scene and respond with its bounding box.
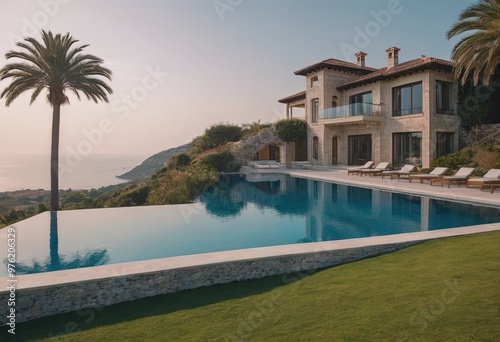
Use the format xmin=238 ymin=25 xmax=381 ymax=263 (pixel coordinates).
xmin=2 ymin=231 xmax=500 ymax=342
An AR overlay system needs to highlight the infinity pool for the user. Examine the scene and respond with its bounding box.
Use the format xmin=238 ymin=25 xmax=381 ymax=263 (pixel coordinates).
xmin=2 ymin=174 xmax=500 ymax=276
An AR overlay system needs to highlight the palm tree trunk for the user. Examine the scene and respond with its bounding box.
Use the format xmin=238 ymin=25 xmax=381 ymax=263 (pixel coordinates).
xmin=50 ymin=105 xmax=61 ymax=211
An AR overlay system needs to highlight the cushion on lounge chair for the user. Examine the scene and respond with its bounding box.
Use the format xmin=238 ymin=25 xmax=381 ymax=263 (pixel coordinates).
xmin=408 ymin=167 xmax=449 ymax=183
xmin=430 ymin=167 xmax=475 ymax=187
xmin=428 ymin=167 xmax=449 ymax=175
xmin=466 ymin=168 xmax=500 ymax=188
xmin=381 ymin=164 xmax=416 ymax=179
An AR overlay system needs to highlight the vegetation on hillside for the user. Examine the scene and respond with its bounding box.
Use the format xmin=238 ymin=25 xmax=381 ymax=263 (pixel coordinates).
xmin=432 ymin=140 xmax=500 ymax=174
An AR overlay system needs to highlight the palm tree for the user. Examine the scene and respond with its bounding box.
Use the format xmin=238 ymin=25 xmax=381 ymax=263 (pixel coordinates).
xmin=447 ymin=0 xmax=500 ymax=86
xmin=0 ymin=30 xmax=112 ymax=211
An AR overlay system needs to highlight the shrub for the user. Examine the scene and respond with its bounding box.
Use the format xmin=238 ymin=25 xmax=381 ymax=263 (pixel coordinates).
xmin=274 ymin=119 xmax=307 ymax=142
xmin=472 ymin=149 xmax=500 ymax=172
xmin=167 ymin=153 xmax=191 ymax=171
xmin=201 ymin=151 xmax=241 ymax=172
xmin=196 ymin=123 xmax=243 ymax=151
xmin=432 ymin=147 xmax=474 ymax=170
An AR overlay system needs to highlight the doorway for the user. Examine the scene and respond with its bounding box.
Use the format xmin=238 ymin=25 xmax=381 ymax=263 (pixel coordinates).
xmin=331 ymin=136 xmax=338 ymax=164
xmin=348 ymin=134 xmax=372 ymax=165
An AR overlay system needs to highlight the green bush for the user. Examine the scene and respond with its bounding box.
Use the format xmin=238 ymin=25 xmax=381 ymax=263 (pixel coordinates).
xmin=196 ymin=123 xmax=243 ymax=151
xmin=201 ymin=151 xmax=241 ymax=172
xmin=167 ymin=153 xmax=191 ymax=171
xmin=432 ymin=147 xmax=474 ymax=170
xmin=274 ymin=119 xmax=307 ymax=142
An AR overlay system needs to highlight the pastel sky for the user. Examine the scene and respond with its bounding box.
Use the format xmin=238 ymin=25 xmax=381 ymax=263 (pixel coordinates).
xmin=0 ymin=0 xmax=476 ymax=156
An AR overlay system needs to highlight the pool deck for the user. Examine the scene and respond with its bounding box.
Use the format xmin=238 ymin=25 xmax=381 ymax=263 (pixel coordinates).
xmin=2 ymin=167 xmax=500 ymax=325
xmin=281 ymin=167 xmax=500 ymax=208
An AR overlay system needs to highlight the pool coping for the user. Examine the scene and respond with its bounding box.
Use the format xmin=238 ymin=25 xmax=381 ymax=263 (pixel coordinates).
xmin=1 ymin=222 xmax=500 ymax=293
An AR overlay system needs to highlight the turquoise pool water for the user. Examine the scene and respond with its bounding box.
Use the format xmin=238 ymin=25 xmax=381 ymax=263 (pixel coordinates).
xmin=2 ymin=174 xmax=500 ymax=276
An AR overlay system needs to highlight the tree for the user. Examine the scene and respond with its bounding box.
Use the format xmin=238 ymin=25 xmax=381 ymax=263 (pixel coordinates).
xmin=447 ymin=0 xmax=500 ymax=86
xmin=274 ymin=119 xmax=307 ymax=168
xmin=0 ymin=31 xmax=112 ymax=211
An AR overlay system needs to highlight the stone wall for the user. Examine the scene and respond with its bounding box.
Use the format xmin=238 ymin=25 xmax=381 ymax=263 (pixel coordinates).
xmin=0 ymin=242 xmax=417 ymax=324
xmin=461 ymin=123 xmax=500 ymax=147
xmin=233 ymin=128 xmax=282 ymax=163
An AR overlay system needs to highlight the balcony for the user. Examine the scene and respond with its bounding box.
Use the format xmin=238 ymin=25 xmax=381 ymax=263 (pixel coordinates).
xmin=319 ymin=103 xmax=383 ymax=126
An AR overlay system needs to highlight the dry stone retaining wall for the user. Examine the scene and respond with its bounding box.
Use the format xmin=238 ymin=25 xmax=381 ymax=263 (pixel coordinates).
xmin=0 ymin=242 xmax=417 ymax=324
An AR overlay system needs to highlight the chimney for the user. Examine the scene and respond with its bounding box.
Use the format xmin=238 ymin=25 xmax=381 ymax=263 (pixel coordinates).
xmin=386 ymin=47 xmax=400 ymax=69
xmin=355 ymin=51 xmax=367 ymax=67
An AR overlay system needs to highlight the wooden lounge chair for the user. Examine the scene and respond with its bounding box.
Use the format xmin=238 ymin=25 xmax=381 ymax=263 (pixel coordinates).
xmin=359 ymin=162 xmax=391 ymax=177
xmin=481 ymin=179 xmax=500 ymax=193
xmin=430 ymin=167 xmax=475 ymax=188
xmin=347 ymin=161 xmax=374 ymax=175
xmin=466 ymin=168 xmax=500 ymax=188
xmin=381 ymin=164 xmax=416 ymax=179
xmin=408 ymin=167 xmax=449 ymax=183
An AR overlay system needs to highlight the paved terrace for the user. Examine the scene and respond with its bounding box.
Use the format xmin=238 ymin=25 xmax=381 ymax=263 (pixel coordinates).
xmin=253 ymin=166 xmax=500 ymax=208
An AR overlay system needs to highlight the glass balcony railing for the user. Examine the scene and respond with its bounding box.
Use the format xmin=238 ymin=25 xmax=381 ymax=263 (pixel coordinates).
xmin=319 ymin=103 xmax=378 ymax=120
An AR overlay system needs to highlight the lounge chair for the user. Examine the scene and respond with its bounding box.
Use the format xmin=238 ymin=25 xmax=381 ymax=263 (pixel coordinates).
xmin=466 ymin=168 xmax=500 ymax=188
xmin=347 ymin=161 xmax=374 ymax=175
xmin=248 ymin=160 xmax=280 ymax=169
xmin=481 ymin=179 xmax=500 ymax=193
xmin=408 ymin=167 xmax=449 ymax=183
xmin=381 ymin=164 xmax=416 ymax=179
xmin=359 ymin=162 xmax=391 ymax=177
xmin=430 ymin=167 xmax=475 ymax=188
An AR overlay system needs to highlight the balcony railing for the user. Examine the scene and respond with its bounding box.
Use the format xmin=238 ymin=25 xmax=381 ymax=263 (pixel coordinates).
xmin=319 ymin=103 xmax=378 ymax=120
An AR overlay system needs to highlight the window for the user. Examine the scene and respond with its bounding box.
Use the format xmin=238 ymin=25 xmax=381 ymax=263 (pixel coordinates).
xmin=311 ymin=98 xmax=319 ymax=123
xmin=393 ymin=132 xmax=422 ymax=166
xmin=349 ymin=91 xmax=372 ymax=116
xmin=312 ymin=136 xmax=319 ymax=160
xmin=436 ymin=81 xmax=453 ymax=115
xmin=311 ymin=75 xmax=318 ymax=87
xmin=436 ymin=132 xmax=455 ymax=158
xmin=393 ymin=82 xmax=422 ymax=116
xmin=332 ymin=95 xmax=338 ymax=108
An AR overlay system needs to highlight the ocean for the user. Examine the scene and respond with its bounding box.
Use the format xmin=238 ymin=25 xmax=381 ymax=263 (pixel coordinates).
xmin=0 ymin=153 xmax=150 ymax=192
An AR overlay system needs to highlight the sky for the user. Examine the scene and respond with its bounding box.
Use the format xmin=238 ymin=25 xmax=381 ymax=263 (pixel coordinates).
xmin=0 ymin=0 xmax=477 ymax=156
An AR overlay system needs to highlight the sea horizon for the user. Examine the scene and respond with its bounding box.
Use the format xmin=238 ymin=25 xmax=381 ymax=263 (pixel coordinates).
xmin=0 ymin=152 xmax=150 ymax=192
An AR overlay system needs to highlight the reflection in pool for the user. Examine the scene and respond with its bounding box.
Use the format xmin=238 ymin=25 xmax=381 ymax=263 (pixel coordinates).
xmin=2 ymin=174 xmax=499 ymax=276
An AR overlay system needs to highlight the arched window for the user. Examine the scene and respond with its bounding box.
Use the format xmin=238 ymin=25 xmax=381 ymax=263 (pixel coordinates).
xmin=332 ymin=96 xmax=338 ymax=108
xmin=311 ymin=98 xmax=319 ymax=123
xmin=313 ymin=136 xmax=319 ymax=160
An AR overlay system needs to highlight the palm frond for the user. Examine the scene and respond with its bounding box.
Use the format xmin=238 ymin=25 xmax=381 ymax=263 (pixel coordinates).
xmin=1 ymin=29 xmax=112 ymax=107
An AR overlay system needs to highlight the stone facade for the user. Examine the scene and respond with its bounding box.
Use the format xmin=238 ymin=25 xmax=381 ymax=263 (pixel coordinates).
xmin=0 ymin=242 xmax=417 ymax=324
xmin=279 ymin=48 xmax=462 ymax=168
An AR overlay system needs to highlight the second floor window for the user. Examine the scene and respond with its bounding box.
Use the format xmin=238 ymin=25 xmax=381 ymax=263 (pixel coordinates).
xmin=349 ymin=91 xmax=372 ymax=116
xmin=393 ymin=82 xmax=422 ymax=116
xmin=311 ymin=75 xmax=319 ymax=87
xmin=311 ymin=98 xmax=319 ymax=123
xmin=436 ymin=81 xmax=454 ymax=115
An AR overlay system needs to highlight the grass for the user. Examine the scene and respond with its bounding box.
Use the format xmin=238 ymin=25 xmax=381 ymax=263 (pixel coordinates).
xmin=2 ymin=230 xmax=499 ymax=341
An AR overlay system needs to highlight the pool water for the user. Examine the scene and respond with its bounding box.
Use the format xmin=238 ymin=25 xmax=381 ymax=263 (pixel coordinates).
xmin=2 ymin=174 xmax=500 ymax=276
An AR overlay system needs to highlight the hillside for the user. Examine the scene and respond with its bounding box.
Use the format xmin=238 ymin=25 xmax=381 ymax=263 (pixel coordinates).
xmin=117 ymin=143 xmax=191 ymax=180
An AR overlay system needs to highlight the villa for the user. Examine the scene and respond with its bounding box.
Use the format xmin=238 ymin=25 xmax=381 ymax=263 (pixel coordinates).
xmin=278 ymin=47 xmax=461 ymax=168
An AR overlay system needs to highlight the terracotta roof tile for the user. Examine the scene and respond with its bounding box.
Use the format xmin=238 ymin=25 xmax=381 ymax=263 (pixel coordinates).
xmin=294 ymin=58 xmax=377 ymax=76
xmin=337 ymin=56 xmax=453 ymax=89
xmin=278 ymin=90 xmax=306 ymax=104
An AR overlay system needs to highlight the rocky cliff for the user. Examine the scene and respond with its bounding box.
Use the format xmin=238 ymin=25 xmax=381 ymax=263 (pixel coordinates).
xmin=117 ymin=143 xmax=191 ymax=180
